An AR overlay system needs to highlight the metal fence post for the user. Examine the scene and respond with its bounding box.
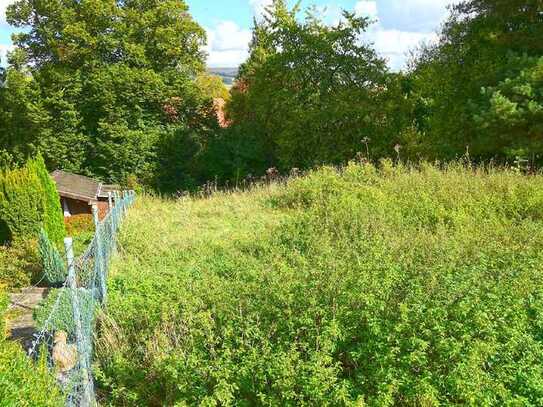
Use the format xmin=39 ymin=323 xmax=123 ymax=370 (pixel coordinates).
xmin=112 ymin=191 xmax=119 ymax=253
xmin=64 ymin=237 xmax=94 ymax=407
xmin=92 ymin=206 xmax=106 ymax=305
xmin=107 ymin=192 xmax=113 ymax=211
xmin=115 ymin=191 xmax=120 ymax=228
xmin=121 ymin=191 xmax=127 ymax=218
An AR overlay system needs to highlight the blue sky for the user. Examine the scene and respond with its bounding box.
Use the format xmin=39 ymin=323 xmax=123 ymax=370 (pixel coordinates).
xmin=0 ymin=0 xmax=457 ymax=70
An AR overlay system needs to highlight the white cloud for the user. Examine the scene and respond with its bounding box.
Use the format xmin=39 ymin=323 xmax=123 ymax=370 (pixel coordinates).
xmin=378 ymin=0 xmax=458 ymax=32
xmin=0 ymin=43 xmax=13 ymax=64
xmin=355 ymin=0 xmax=447 ymax=70
xmin=312 ymin=4 xmax=344 ymax=25
xmin=205 ymin=21 xmax=252 ymax=67
xmin=208 ymin=21 xmax=251 ymax=52
xmin=249 ymin=0 xmax=273 ymax=19
xmin=367 ymin=28 xmax=438 ymax=70
xmin=354 ymin=1 xmax=379 ymax=20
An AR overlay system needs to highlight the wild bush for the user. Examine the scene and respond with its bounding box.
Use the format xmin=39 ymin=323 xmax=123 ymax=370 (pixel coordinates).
xmin=0 ymin=289 xmax=64 ymax=406
xmin=64 ymin=214 xmax=94 ymax=237
xmin=96 ymin=162 xmax=543 ymax=406
xmin=0 ymin=240 xmax=41 ymax=289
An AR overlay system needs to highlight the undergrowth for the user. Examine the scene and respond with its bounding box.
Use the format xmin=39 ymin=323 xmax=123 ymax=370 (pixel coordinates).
xmin=0 ymin=240 xmax=41 ymax=289
xmin=0 ymin=288 xmax=64 ymax=406
xmin=96 ymin=161 xmax=543 ymax=406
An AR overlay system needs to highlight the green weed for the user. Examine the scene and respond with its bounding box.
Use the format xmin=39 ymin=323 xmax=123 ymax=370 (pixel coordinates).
xmin=97 ymin=162 xmax=543 ymax=406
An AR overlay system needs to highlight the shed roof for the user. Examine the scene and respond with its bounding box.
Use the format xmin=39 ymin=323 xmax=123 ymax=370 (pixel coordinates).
xmin=51 ymin=170 xmax=119 ymax=202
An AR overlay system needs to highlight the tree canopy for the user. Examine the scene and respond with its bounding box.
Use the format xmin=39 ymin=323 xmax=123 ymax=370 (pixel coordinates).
xmin=228 ymin=1 xmax=406 ymax=169
xmin=410 ymin=0 xmax=543 ymax=163
xmin=0 ymin=0 xmax=541 ymax=190
xmin=1 ymin=0 xmax=221 ymax=190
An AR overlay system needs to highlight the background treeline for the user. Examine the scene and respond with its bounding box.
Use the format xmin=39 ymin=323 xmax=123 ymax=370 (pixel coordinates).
xmin=0 ymin=0 xmax=541 ymax=192
xmin=0 ymin=0 xmax=222 ymax=192
xmin=226 ymin=0 xmax=543 ymax=173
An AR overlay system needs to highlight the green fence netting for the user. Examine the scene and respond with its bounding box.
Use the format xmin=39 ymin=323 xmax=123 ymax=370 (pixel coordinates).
xmin=29 ymin=190 xmax=136 ymax=406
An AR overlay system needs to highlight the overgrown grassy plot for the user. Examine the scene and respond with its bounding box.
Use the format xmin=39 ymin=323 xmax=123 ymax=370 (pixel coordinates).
xmin=96 ymin=162 xmax=543 ymax=406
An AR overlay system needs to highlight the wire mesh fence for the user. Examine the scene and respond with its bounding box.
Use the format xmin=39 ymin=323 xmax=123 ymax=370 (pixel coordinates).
xmin=29 ymin=190 xmax=136 ymax=406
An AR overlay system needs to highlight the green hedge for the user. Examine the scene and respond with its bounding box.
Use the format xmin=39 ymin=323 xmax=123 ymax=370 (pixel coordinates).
xmin=0 ymin=154 xmax=65 ymax=245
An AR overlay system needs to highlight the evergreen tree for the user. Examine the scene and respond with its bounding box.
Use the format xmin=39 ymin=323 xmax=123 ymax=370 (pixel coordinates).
xmin=411 ymin=0 xmax=543 ymax=162
xmin=30 ymin=154 xmax=66 ymax=245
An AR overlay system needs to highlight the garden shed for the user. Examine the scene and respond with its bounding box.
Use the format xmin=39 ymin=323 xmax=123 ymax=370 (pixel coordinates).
xmin=51 ymin=170 xmax=119 ymax=220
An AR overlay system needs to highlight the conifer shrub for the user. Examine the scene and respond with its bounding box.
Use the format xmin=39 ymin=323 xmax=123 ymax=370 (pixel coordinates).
xmin=0 ymin=154 xmax=65 ymax=245
xmin=29 ymin=154 xmax=66 ymax=245
xmin=38 ymin=229 xmax=67 ymax=286
xmin=0 ymin=155 xmax=66 ymax=288
xmin=0 ymin=163 xmax=44 ymax=244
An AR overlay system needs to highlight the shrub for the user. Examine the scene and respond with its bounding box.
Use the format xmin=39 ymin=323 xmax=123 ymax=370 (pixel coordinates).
xmin=0 ymin=240 xmax=41 ymax=289
xmin=38 ymin=229 xmax=67 ymax=287
xmin=29 ymin=154 xmax=66 ymax=244
xmin=0 ymin=154 xmax=65 ymax=245
xmin=0 ymin=164 xmax=44 ymax=244
xmin=64 ymin=214 xmax=94 ymax=237
xmin=0 ymin=289 xmax=64 ymax=406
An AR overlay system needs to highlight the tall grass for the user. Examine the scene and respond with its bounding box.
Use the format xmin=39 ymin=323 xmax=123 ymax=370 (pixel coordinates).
xmin=96 ymin=161 xmax=543 ymax=406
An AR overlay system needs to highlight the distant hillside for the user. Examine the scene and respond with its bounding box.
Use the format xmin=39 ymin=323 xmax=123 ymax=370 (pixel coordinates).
xmin=208 ymin=67 xmax=238 ymax=85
